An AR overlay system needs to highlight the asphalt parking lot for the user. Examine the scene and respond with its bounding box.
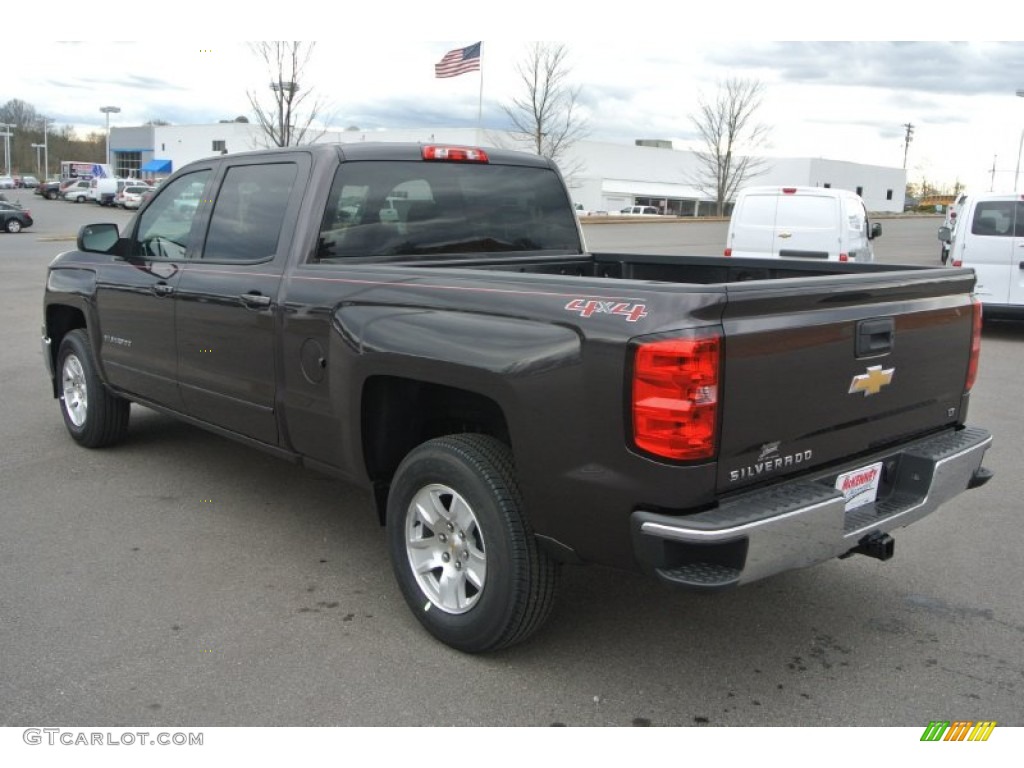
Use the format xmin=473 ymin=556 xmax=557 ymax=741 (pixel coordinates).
xmin=1 ymin=192 xmax=1022 ymax=728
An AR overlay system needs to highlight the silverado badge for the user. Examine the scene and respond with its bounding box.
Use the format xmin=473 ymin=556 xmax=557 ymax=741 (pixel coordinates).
xmin=849 ymin=365 xmax=894 ymax=396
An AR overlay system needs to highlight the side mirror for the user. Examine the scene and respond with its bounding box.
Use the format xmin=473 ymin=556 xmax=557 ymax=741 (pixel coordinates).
xmin=870 ymin=222 xmax=883 ymax=239
xmin=937 ymin=226 xmax=952 ymax=243
xmin=77 ymin=223 xmax=121 ymax=254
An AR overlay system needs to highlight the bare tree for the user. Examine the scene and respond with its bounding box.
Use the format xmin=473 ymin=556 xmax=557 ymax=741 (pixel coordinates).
xmin=689 ymin=78 xmax=770 ymax=216
xmin=501 ymin=43 xmax=588 ymax=177
xmin=247 ymin=42 xmax=327 ymax=147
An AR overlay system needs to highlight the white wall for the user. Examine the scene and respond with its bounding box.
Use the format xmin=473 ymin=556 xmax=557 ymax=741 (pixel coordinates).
xmin=149 ymin=124 xmax=264 ymax=173
xmin=113 ymin=124 xmax=907 ymax=213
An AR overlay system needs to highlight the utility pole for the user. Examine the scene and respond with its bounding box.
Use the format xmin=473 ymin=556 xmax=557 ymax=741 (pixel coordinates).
xmin=902 ymin=123 xmax=914 ymax=169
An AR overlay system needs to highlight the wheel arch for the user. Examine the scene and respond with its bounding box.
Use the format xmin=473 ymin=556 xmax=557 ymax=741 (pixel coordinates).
xmin=361 ymin=375 xmax=511 ymax=525
xmin=45 ymin=304 xmax=88 ymax=397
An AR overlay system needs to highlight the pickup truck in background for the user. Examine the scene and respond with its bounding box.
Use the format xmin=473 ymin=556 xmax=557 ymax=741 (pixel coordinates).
xmin=42 ymin=142 xmax=993 ymax=652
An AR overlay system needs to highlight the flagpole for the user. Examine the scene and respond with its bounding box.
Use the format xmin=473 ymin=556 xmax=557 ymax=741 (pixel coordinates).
xmin=476 ymin=42 xmax=484 ymax=145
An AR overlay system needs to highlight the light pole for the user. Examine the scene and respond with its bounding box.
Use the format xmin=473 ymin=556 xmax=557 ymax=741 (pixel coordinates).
xmin=100 ymin=106 xmax=121 ymax=169
xmin=32 ymin=143 xmax=45 ymax=179
xmin=41 ymin=116 xmax=50 ymax=180
xmin=269 ymin=81 xmax=297 ymax=146
xmin=0 ymin=123 xmax=13 ymax=176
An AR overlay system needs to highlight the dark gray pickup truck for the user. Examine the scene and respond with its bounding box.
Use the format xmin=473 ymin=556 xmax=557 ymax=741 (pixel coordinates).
xmin=42 ymin=142 xmax=993 ymax=652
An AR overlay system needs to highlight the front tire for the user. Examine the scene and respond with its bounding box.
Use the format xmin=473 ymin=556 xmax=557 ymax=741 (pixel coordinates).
xmin=57 ymin=329 xmax=130 ymax=448
xmin=387 ymin=434 xmax=559 ymax=653
xmin=5 ymin=219 xmax=21 ymax=233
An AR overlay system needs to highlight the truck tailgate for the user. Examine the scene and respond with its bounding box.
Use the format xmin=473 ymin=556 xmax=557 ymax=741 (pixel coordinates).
xmin=716 ymin=270 xmax=978 ymax=493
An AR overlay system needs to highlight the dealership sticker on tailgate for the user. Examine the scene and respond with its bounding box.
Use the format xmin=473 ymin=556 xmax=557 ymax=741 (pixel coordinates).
xmin=835 ymin=461 xmax=884 ymax=511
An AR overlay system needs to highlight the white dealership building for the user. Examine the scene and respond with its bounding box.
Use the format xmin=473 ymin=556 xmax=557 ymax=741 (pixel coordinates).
xmin=110 ymin=124 xmax=907 ymax=214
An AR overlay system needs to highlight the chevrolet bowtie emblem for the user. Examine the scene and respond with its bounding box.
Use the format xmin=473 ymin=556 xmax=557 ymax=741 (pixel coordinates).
xmin=849 ymin=365 xmax=895 ymax=396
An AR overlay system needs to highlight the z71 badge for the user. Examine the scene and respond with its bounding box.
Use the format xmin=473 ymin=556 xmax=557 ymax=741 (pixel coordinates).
xmin=564 ymin=298 xmax=648 ymax=322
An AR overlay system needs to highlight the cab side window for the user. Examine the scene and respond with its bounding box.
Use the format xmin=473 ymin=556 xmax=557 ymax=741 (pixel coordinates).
xmin=202 ymin=163 xmax=298 ymax=262
xmin=133 ymin=170 xmax=212 ymax=260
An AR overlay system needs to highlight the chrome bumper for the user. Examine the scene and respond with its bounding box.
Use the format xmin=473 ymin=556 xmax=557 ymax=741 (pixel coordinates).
xmin=632 ymin=426 xmax=993 ymax=589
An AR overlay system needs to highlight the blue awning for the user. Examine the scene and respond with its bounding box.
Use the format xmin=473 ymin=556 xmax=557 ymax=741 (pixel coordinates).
xmin=140 ymin=159 xmax=172 ymax=173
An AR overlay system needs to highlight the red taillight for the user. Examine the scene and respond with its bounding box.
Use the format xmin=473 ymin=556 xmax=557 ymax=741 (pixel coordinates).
xmin=966 ymin=298 xmax=982 ymax=393
xmin=723 ymin=247 xmax=732 ymax=257
xmin=952 ymin=258 xmax=962 ymax=267
xmin=782 ymin=187 xmax=797 ymax=194
xmin=422 ymin=145 xmax=489 ymax=163
xmin=632 ymin=333 xmax=721 ymax=461
xmin=839 ymin=253 xmax=849 ymax=262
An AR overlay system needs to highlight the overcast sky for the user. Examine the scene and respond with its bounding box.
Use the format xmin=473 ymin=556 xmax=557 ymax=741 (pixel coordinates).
xmin=11 ymin=9 xmax=1023 ymax=194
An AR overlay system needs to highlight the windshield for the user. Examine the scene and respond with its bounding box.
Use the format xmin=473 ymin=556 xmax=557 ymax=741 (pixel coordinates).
xmin=315 ymin=160 xmax=581 ymax=262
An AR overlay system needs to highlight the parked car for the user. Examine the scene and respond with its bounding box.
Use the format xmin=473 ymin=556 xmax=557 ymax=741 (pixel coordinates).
xmin=574 ymin=202 xmax=608 ymax=217
xmin=90 ymin=178 xmax=129 ymax=206
xmin=60 ymin=179 xmax=93 ymax=203
xmin=116 ymin=184 xmax=152 ymax=210
xmin=36 ymin=180 xmax=62 ymax=200
xmin=938 ymin=191 xmax=1024 ymax=317
xmin=725 ymin=185 xmax=881 ymax=262
xmin=0 ymin=175 xmax=15 ymax=190
xmin=0 ymin=200 xmax=33 ymax=233
xmin=619 ymin=205 xmax=660 ymax=215
xmin=14 ymin=175 xmax=40 ymax=188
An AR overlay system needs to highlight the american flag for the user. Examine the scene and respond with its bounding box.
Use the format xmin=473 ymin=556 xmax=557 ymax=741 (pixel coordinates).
xmin=434 ymin=42 xmax=482 ymax=78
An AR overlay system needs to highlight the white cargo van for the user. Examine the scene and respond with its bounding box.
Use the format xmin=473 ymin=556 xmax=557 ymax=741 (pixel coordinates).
xmin=88 ymin=178 xmax=128 ymax=206
xmin=939 ymin=192 xmax=1024 ymax=318
xmin=725 ymin=186 xmax=881 ymax=262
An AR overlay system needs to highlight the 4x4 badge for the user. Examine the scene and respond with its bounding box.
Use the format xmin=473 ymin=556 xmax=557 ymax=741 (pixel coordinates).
xmin=849 ymin=365 xmax=894 ymax=396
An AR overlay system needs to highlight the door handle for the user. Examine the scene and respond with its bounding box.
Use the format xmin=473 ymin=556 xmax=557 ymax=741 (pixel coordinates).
xmin=151 ymin=283 xmax=174 ymax=296
xmin=240 ymin=292 xmax=271 ymax=308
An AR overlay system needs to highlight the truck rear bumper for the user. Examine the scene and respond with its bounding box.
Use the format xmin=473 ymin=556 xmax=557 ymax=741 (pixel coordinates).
xmin=631 ymin=426 xmax=993 ymax=589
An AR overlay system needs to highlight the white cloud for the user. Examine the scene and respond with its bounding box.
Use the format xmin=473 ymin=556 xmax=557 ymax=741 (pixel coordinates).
xmin=10 ymin=35 xmax=1024 ymax=194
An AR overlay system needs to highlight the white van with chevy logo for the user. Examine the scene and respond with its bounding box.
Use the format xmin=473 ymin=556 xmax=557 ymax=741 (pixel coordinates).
xmin=725 ymin=186 xmax=881 ymax=262
xmin=939 ymin=192 xmax=1024 ymax=318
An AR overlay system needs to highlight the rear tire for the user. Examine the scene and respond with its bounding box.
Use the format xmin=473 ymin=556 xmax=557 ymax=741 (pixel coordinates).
xmin=46 ymin=190 xmax=57 ymax=200
xmin=386 ymin=434 xmax=559 ymax=653
xmin=6 ymin=219 xmax=21 ymax=233
xmin=57 ymin=329 xmax=130 ymax=448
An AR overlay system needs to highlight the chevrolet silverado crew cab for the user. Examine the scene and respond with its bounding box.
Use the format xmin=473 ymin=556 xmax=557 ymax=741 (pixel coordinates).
xmin=42 ymin=143 xmax=993 ymax=652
